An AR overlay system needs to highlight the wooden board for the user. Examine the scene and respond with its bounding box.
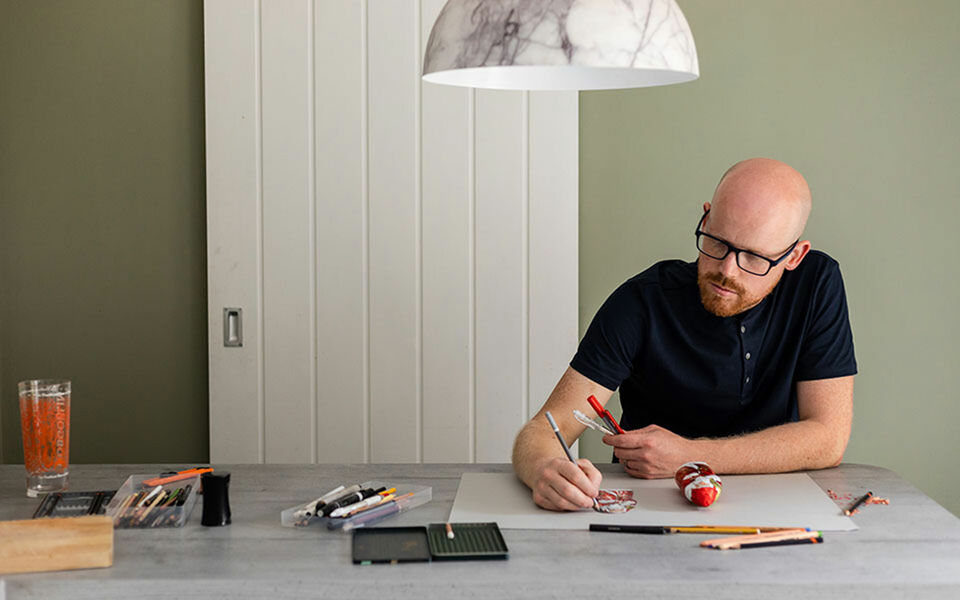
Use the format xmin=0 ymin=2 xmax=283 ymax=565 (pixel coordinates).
xmin=0 ymin=515 xmax=113 ymax=574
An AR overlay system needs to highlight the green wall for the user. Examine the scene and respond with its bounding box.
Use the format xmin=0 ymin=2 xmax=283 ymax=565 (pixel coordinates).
xmin=0 ymin=0 xmax=208 ymax=464
xmin=577 ymin=0 xmax=960 ymax=517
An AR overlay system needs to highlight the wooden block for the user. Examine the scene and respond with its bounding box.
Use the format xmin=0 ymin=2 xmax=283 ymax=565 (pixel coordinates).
xmin=0 ymin=515 xmax=113 ymax=575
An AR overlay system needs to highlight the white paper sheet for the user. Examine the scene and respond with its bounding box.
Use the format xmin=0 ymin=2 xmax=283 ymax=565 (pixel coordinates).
xmin=449 ymin=472 xmax=857 ymax=531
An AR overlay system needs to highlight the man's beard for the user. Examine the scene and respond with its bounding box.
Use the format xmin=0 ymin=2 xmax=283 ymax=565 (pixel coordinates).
xmin=697 ymin=270 xmax=772 ymax=317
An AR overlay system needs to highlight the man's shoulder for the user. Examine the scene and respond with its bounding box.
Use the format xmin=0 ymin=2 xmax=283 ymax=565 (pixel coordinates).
xmin=598 ymin=260 xmax=695 ymax=320
xmin=776 ymin=250 xmax=850 ymax=314
xmin=798 ymin=249 xmax=841 ymax=270
xmin=787 ymin=250 xmax=843 ymax=285
xmin=622 ymin=259 xmax=697 ymax=293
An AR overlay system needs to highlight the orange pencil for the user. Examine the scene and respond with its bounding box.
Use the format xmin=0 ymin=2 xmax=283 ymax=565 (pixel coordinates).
xmin=142 ymin=469 xmax=212 ymax=487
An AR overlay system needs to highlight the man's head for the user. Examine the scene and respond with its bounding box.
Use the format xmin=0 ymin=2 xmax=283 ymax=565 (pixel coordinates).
xmin=696 ymin=158 xmax=813 ymax=317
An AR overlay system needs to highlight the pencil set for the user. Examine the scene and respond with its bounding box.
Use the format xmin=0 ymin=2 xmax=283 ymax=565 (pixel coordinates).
xmin=700 ymin=528 xmax=823 ymax=550
xmin=280 ymin=480 xmax=432 ymax=531
xmin=104 ymin=473 xmax=201 ymax=528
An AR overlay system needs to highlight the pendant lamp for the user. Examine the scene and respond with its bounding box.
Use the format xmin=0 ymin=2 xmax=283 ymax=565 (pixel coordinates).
xmin=422 ymin=0 xmax=699 ymax=91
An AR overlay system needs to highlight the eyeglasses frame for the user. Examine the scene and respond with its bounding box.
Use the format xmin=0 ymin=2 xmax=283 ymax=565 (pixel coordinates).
xmin=694 ymin=210 xmax=799 ymax=276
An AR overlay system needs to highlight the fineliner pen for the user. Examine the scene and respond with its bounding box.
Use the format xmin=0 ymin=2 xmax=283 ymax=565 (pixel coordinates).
xmin=573 ymin=409 xmax=614 ymax=436
xmin=314 ymin=484 xmax=346 ymax=505
xmin=306 ymin=484 xmax=360 ymax=517
xmin=322 ymin=487 xmax=385 ymax=517
xmin=329 ymin=493 xmax=385 ymax=518
xmin=300 ymin=484 xmax=354 ymax=518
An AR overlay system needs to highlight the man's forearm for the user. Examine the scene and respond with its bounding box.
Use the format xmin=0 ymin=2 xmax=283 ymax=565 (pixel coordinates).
xmin=512 ymin=421 xmax=566 ymax=488
xmin=694 ymin=418 xmax=845 ymax=475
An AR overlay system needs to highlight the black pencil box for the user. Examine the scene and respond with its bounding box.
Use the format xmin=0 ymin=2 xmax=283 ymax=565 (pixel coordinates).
xmin=352 ymin=522 xmax=509 ymax=564
xmin=33 ymin=490 xmax=117 ymax=519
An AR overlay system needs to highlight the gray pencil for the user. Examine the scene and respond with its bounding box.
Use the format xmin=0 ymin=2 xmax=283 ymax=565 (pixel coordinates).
xmin=545 ymin=411 xmax=577 ymax=462
xmin=545 ymin=411 xmax=600 ymax=511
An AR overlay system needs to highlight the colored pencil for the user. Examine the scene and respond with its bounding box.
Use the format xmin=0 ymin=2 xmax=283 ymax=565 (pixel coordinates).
xmin=710 ymin=535 xmax=823 ymax=550
xmin=701 ymin=529 xmax=819 ymax=549
xmin=590 ymin=524 xmax=806 ymax=535
xmin=843 ymin=491 xmax=873 ymax=515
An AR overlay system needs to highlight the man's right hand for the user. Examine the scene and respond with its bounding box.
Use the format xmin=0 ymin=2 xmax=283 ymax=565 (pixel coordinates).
xmin=529 ymin=456 xmax=602 ymax=511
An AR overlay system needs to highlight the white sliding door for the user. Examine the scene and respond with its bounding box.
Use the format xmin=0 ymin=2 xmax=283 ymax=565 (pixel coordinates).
xmin=204 ymin=0 xmax=578 ymax=463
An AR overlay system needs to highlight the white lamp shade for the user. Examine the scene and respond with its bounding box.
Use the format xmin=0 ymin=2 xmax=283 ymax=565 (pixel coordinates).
xmin=422 ymin=0 xmax=699 ymax=91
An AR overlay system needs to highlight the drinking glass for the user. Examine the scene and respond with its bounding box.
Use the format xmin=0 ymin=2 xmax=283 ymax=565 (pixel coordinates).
xmin=18 ymin=379 xmax=71 ymax=496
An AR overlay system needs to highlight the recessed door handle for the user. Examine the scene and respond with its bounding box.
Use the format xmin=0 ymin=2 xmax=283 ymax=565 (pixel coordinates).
xmin=223 ymin=308 xmax=242 ymax=347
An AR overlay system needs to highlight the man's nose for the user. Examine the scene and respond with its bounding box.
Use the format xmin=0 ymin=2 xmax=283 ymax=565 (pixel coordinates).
xmin=719 ymin=252 xmax=739 ymax=279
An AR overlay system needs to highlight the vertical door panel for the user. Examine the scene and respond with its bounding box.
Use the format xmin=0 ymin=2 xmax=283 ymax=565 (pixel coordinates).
xmin=205 ymin=0 xmax=263 ymax=463
xmin=262 ymin=0 xmax=314 ymax=463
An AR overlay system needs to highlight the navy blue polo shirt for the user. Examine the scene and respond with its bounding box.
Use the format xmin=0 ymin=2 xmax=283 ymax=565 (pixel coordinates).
xmin=570 ymin=250 xmax=857 ymax=438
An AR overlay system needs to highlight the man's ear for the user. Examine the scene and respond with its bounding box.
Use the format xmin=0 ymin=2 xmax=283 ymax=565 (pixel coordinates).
xmin=783 ymin=241 xmax=811 ymax=271
xmin=703 ymin=201 xmax=711 ymax=213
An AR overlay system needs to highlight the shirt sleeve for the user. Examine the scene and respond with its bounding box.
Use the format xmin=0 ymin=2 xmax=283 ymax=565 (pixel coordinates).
xmin=570 ymin=280 xmax=646 ymax=392
xmin=795 ymin=260 xmax=858 ymax=381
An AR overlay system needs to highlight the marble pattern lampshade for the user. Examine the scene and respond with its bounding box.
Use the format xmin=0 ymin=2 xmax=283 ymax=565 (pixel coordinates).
xmin=423 ymin=0 xmax=699 ymax=90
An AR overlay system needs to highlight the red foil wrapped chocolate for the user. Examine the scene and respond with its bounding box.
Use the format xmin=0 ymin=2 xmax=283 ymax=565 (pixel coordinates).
xmin=674 ymin=461 xmax=722 ymax=507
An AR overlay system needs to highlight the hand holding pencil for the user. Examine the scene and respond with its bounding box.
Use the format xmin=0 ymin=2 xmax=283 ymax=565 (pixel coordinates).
xmin=528 ymin=412 xmax=602 ymax=512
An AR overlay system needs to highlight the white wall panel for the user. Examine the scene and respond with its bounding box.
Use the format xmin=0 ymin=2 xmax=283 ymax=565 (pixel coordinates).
xmin=475 ymin=90 xmax=526 ymax=463
xmin=367 ymin=0 xmax=420 ymax=462
xmin=261 ymin=0 xmax=314 ymax=463
xmin=206 ymin=0 xmax=578 ymax=464
xmin=313 ymin=0 xmax=367 ymax=463
xmin=420 ymin=0 xmax=473 ymax=462
xmin=529 ymin=91 xmax=580 ymax=420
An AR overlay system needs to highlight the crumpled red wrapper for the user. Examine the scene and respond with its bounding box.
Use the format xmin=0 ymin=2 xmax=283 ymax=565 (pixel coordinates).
xmin=675 ymin=461 xmax=722 ymax=507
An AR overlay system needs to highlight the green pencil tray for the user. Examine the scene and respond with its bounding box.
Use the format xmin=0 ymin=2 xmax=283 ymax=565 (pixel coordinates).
xmin=352 ymin=522 xmax=508 ymax=564
xmin=426 ymin=522 xmax=509 ymax=560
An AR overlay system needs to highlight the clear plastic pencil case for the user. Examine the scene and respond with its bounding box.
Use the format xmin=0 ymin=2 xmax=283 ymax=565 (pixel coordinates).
xmin=281 ymin=480 xmax=431 ymax=531
xmin=105 ymin=473 xmax=200 ymax=528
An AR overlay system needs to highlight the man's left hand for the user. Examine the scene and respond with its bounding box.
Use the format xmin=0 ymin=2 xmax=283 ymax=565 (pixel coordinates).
xmin=603 ymin=425 xmax=697 ymax=479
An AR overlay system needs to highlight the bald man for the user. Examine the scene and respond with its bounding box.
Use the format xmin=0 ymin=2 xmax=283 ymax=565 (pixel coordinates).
xmin=513 ymin=158 xmax=857 ymax=511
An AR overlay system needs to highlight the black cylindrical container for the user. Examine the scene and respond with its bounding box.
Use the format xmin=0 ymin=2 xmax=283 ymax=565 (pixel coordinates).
xmin=201 ymin=471 xmax=231 ymax=526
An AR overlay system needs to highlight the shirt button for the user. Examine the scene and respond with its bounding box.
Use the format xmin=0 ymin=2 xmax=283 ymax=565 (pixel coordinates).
xmin=740 ymin=325 xmax=746 ymax=333
xmin=745 ymin=352 xmax=751 ymax=360
xmin=745 ymin=376 xmax=751 ymax=383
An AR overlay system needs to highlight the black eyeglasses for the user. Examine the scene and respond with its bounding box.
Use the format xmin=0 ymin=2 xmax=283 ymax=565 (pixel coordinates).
xmin=694 ymin=210 xmax=798 ymax=276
